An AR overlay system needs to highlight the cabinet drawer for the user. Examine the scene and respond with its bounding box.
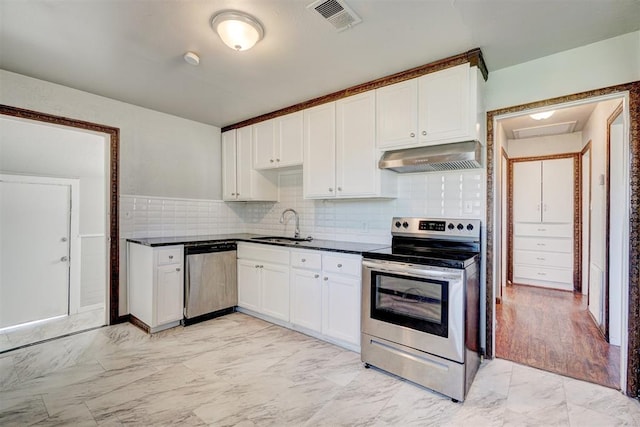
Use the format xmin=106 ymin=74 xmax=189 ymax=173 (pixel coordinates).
xmin=322 ymin=254 xmax=361 ymax=277
xmin=514 ymin=250 xmax=573 ymax=269
xmin=291 ymin=250 xmax=321 ymax=270
xmin=514 ymin=265 xmax=573 ymax=284
xmin=515 ymin=223 xmax=573 ymax=238
xmin=513 ymin=237 xmax=572 ymax=253
xmin=238 ymin=243 xmax=289 ymax=265
xmin=156 ymin=246 xmax=183 ymax=265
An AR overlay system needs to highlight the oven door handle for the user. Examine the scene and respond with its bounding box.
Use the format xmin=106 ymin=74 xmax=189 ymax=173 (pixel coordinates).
xmin=362 ymin=260 xmax=461 ymax=281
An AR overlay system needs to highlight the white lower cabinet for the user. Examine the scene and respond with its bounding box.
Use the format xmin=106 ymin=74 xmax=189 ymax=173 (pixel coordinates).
xmin=128 ymin=243 xmax=184 ymax=333
xmin=239 ymin=244 xmax=362 ymax=351
xmin=237 ymin=243 xmax=290 ymax=322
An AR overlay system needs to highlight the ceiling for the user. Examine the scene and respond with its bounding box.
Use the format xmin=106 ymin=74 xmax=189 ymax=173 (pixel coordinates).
xmin=1 ymin=1 xmax=638 ymax=128
xmin=499 ymin=102 xmax=598 ymax=140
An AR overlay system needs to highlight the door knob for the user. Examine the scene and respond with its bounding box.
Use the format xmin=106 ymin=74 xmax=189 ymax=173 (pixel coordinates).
xmin=60 ymin=256 xmax=69 ymax=262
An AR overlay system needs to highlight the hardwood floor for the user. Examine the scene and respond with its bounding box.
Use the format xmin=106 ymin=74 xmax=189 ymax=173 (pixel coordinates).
xmin=496 ymin=284 xmax=620 ymax=389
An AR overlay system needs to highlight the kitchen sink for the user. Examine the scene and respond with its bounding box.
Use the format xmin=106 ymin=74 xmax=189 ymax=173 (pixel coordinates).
xmin=251 ymin=236 xmax=313 ymax=244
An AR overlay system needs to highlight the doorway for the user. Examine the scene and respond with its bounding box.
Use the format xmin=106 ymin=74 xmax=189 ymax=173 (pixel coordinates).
xmin=488 ymin=90 xmax=633 ymax=391
xmin=0 ymin=106 xmax=121 ymax=351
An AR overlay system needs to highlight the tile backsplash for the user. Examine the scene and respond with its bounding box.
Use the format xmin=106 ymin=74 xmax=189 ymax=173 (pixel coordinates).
xmin=120 ymin=169 xmax=485 ymax=245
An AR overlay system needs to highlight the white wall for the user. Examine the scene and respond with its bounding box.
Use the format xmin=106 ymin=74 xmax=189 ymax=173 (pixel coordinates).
xmin=507 ymin=132 xmax=583 ymax=158
xmin=486 ymin=31 xmax=640 ymax=111
xmin=0 ymin=70 xmax=222 ymax=200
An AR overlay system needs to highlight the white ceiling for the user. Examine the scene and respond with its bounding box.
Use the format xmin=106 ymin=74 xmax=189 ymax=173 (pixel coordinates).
xmin=499 ymin=102 xmax=598 ymax=140
xmin=1 ymin=0 xmax=638 ymax=128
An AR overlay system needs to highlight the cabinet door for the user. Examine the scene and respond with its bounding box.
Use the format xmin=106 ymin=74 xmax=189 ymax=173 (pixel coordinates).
xmin=236 ymin=126 xmax=253 ymax=201
xmin=253 ymin=120 xmax=276 ymax=170
xmin=156 ymin=264 xmax=183 ymax=326
xmin=336 ymin=92 xmax=377 ymax=197
xmin=513 ymin=160 xmax=542 ymax=223
xmin=322 ymin=273 xmax=360 ymax=345
xmin=303 ymin=103 xmax=336 ymax=198
xmin=237 ymin=259 xmax=261 ymax=312
xmin=221 ymin=130 xmax=237 ymax=201
xmin=418 ymin=64 xmax=471 ymax=144
xmin=542 ymin=158 xmax=574 ymax=223
xmin=290 ymin=268 xmax=322 ymax=332
xmin=261 ymin=263 xmax=290 ymax=322
xmin=276 ymin=111 xmax=303 ymax=168
xmin=376 ymin=79 xmax=418 ymax=148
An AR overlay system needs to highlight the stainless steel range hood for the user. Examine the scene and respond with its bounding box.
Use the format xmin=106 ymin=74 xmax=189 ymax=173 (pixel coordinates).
xmin=379 ymin=141 xmax=483 ymax=173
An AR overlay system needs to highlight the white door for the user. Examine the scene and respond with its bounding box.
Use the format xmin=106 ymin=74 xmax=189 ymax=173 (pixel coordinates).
xmin=376 ymin=79 xmax=418 ymax=148
xmin=252 ymin=120 xmax=276 ymax=170
xmin=221 ymin=130 xmax=237 ymax=201
xmin=581 ymin=149 xmax=591 ymax=296
xmin=290 ymin=268 xmax=322 ymax=332
xmin=322 ymin=273 xmax=360 ymax=345
xmin=261 ymin=263 xmax=290 ymax=322
xmin=155 ymin=264 xmax=183 ymax=326
xmin=236 ymin=126 xmax=253 ymax=201
xmin=336 ymin=91 xmax=377 ymax=197
xmin=237 ymin=259 xmax=261 ymax=312
xmin=513 ymin=160 xmax=542 ymax=223
xmin=0 ymin=181 xmax=70 ymax=328
xmin=542 ymin=158 xmax=574 ymax=223
xmin=276 ymin=111 xmax=303 ymax=168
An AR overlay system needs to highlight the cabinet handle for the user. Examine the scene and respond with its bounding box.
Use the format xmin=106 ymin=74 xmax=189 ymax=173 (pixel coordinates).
xmin=537 ymin=272 xmax=547 ymax=276
xmin=270 ymin=159 xmax=274 ymax=163
xmin=314 ymin=274 xmax=319 ymax=278
xmin=324 ymin=277 xmax=328 ymax=281
xmin=410 ymin=132 xmax=415 ymax=137
xmin=536 ymin=243 xmax=546 ymax=246
xmin=60 ymin=256 xmax=69 ymax=262
xmin=260 ymin=265 xmax=264 ymax=268
xmin=422 ymin=131 xmax=427 ymax=136
xmin=231 ymin=192 xmax=236 ymax=196
xmin=276 ymin=158 xmax=280 ymax=162
xmin=301 ymin=258 xmax=306 ymax=262
xmin=329 ymin=188 xmax=333 ymax=192
xmin=236 ymin=193 xmax=240 ymax=197
xmin=176 ymin=267 xmax=181 ymax=272
xmin=337 ymin=263 xmax=342 ymax=268
xmin=337 ymin=187 xmax=342 ymax=191
xmin=255 ymin=264 xmax=260 ymax=268
xmin=537 ymin=228 xmax=546 ymax=232
xmin=168 ymin=255 xmax=173 ymax=259
xmin=536 ymin=257 xmax=546 ymax=261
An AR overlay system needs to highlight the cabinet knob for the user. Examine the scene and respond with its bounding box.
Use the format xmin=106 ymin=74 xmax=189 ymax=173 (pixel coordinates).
xmin=337 ymin=263 xmax=343 ymax=268
xmin=270 ymin=159 xmax=274 ymax=163
xmin=422 ymin=131 xmax=427 ymax=136
xmin=337 ymin=187 xmax=342 ymax=191
xmin=61 ymin=237 xmax=68 ymax=242
xmin=276 ymin=158 xmax=280 ymax=162
xmin=314 ymin=274 xmax=319 ymax=278
xmin=255 ymin=264 xmax=260 ymax=268
xmin=236 ymin=193 xmax=240 ymax=197
xmin=301 ymin=258 xmax=306 ymax=262
xmin=329 ymin=188 xmax=333 ymax=192
xmin=176 ymin=267 xmax=181 ymax=272
xmin=410 ymin=132 xmax=415 ymax=137
xmin=231 ymin=192 xmax=236 ymax=196
xmin=60 ymin=256 xmax=69 ymax=262
xmin=168 ymin=255 xmax=173 ymax=259
xmin=324 ymin=277 xmax=328 ymax=281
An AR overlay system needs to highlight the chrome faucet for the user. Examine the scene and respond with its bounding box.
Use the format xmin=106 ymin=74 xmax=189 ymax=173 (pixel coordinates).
xmin=280 ymin=208 xmax=300 ymax=238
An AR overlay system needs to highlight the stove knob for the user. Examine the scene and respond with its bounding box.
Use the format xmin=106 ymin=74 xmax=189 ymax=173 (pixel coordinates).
xmin=402 ymin=221 xmax=409 ymax=228
xmin=457 ymin=223 xmax=464 ymax=230
xmin=467 ymin=223 xmax=474 ymax=231
xmin=448 ymin=223 xmax=455 ymax=230
xmin=395 ymin=221 xmax=402 ymax=228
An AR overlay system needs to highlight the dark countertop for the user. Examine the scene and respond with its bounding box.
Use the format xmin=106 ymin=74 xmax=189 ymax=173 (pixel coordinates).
xmin=127 ymin=234 xmax=390 ymax=255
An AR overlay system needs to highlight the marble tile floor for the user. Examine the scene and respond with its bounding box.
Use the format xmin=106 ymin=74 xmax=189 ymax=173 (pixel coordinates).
xmin=0 ymin=307 xmax=105 ymax=353
xmin=1 ymin=312 xmax=639 ymax=426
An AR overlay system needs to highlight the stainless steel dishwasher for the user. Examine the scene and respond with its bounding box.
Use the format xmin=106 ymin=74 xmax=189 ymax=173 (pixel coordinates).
xmin=183 ymin=242 xmax=237 ymax=325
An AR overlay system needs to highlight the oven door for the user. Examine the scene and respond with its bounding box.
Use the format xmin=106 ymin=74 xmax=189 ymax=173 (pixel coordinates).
xmin=362 ymin=259 xmax=465 ymax=363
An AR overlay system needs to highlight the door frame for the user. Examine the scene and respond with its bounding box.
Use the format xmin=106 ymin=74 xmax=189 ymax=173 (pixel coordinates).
xmin=580 ymin=141 xmax=592 ymax=302
xmin=0 ymin=105 xmax=123 ymax=325
xmin=484 ymin=81 xmax=639 ymax=396
xmin=506 ymin=153 xmax=581 ymax=292
xmin=0 ymin=174 xmax=80 ymax=318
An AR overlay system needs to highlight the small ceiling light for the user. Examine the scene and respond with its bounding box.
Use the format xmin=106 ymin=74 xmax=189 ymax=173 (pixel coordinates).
xmin=183 ymin=51 xmax=200 ymax=66
xmin=529 ymin=110 xmax=555 ymax=120
xmin=211 ymin=10 xmax=264 ymax=51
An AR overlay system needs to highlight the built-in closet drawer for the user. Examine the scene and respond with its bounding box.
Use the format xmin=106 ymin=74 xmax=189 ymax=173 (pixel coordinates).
xmin=513 ymin=265 xmax=573 ymax=284
xmin=514 ymin=223 xmax=572 ymax=238
xmin=513 ymin=250 xmax=573 ymax=269
xmin=513 ymin=237 xmax=572 ymax=253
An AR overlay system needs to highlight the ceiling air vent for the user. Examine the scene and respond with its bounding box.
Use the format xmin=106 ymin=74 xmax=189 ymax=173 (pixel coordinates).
xmin=513 ymin=121 xmax=578 ymax=139
xmin=308 ymin=0 xmax=362 ymax=32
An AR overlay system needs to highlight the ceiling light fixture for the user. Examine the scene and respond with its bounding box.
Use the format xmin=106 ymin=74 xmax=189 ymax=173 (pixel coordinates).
xmin=529 ymin=110 xmax=555 ymax=120
xmin=211 ymin=11 xmax=264 ymax=51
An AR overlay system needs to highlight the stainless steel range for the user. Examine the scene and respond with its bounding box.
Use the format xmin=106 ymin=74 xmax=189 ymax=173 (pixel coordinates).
xmin=361 ymin=217 xmax=481 ymax=402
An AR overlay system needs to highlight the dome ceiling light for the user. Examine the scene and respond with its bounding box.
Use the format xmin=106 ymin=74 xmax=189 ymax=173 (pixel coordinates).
xmin=211 ymin=11 xmax=264 ymax=51
xmin=529 ymin=110 xmax=555 ymax=120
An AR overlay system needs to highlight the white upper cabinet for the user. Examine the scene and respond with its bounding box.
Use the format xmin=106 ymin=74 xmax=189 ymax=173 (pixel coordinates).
xmin=303 ymin=102 xmax=337 ymax=198
xmin=221 ymin=128 xmax=278 ymax=202
xmin=376 ymin=63 xmax=481 ymax=149
xmin=304 ymin=92 xmax=396 ymax=199
xmin=253 ymin=111 xmax=303 ymax=170
xmin=512 ymin=160 xmax=543 ymax=223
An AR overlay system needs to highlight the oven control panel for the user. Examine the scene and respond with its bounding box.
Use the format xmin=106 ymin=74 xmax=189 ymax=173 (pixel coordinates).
xmin=392 ymin=217 xmax=481 ymax=239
